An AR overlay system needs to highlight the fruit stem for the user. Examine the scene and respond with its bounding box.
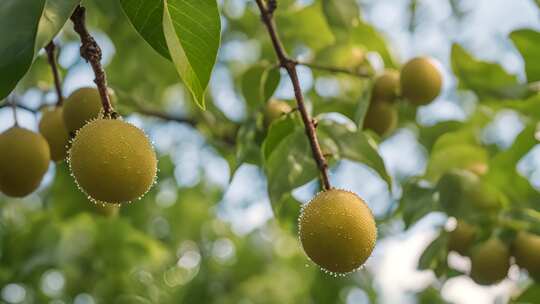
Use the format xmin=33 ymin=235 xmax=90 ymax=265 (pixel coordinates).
xmin=70 ymin=5 xmax=116 ymax=118
xmin=255 ymin=0 xmax=331 ymax=191
xmin=45 ymin=41 xmax=64 ymax=107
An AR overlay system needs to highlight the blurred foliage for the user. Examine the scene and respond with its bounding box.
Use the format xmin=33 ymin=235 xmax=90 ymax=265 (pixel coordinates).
xmin=0 ymin=0 xmax=540 ymax=303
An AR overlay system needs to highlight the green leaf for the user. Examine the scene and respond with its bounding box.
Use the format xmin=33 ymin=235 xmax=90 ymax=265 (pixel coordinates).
xmin=400 ymin=181 xmax=438 ymax=229
xmin=262 ymin=114 xmax=298 ymax=161
xmin=417 ymin=286 xmax=450 ymax=304
xmin=262 ymin=118 xmax=318 ymax=224
xmin=317 ymin=119 xmax=392 ymax=188
xmin=241 ymin=65 xmax=280 ymax=110
xmin=510 ymin=29 xmax=540 ymax=83
xmin=322 ymin=0 xmax=360 ymax=29
xmin=418 ymin=121 xmax=464 ymax=153
xmin=235 ymin=119 xmax=263 ymax=168
xmin=513 ymin=284 xmax=540 ymax=304
xmin=485 ymin=124 xmax=540 ymax=209
xmin=35 ymin=0 xmax=80 ymax=53
xmin=348 ymin=21 xmax=397 ymax=68
xmin=121 ymin=0 xmax=221 ymax=109
xmin=425 ymin=129 xmax=488 ymax=181
xmin=418 ymin=232 xmax=448 ymax=272
xmin=0 ymin=0 xmax=79 ymax=99
xmin=486 ymin=95 xmax=540 ymax=121
xmin=451 ymin=43 xmax=524 ymax=99
xmin=276 ymin=3 xmax=335 ymax=51
xmin=119 ymin=0 xmax=169 ymax=59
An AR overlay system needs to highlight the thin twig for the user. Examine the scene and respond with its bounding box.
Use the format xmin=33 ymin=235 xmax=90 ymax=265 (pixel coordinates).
xmin=295 ymin=60 xmax=372 ymax=78
xmin=70 ymin=5 xmax=116 ymax=118
xmin=10 ymin=96 xmax=18 ymax=126
xmin=255 ymin=0 xmax=331 ymax=190
xmin=45 ymin=41 xmax=64 ymax=106
xmin=136 ymin=106 xmax=197 ymax=127
xmin=0 ymin=98 xmax=42 ymax=114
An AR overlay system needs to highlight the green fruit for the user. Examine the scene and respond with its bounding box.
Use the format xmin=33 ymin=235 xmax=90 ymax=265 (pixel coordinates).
xmin=264 ymin=99 xmax=292 ymax=126
xmin=470 ymin=238 xmax=510 ymax=285
xmin=437 ymin=169 xmax=479 ymax=216
xmin=400 ymin=57 xmax=442 ymax=105
xmin=299 ymin=189 xmax=377 ymax=274
xmin=363 ymin=101 xmax=398 ymax=136
xmin=0 ymin=127 xmax=50 ymax=197
xmin=69 ymin=119 xmax=157 ymax=204
xmin=468 ymin=181 xmax=502 ymax=212
xmin=39 ymin=107 xmax=69 ymax=161
xmin=63 ymin=87 xmax=103 ymax=133
xmin=448 ymin=220 xmax=476 ymax=256
xmin=372 ymin=69 xmax=400 ymax=102
xmin=513 ymin=231 xmax=540 ymax=280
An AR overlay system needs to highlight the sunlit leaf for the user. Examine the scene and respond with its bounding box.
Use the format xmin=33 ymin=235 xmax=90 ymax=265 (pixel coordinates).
xmin=510 ymin=29 xmax=540 ymax=83
xmin=0 ymin=0 xmax=79 ymax=99
xmin=276 ymin=3 xmax=335 ymax=51
xmin=121 ymin=0 xmax=221 ymax=109
xmin=322 ymin=0 xmax=360 ymax=29
xmin=317 ymin=119 xmax=392 ymax=188
xmin=241 ymin=64 xmax=281 ymax=109
xmin=451 ymin=43 xmax=525 ymax=99
xmin=400 ymin=180 xmax=438 ymax=229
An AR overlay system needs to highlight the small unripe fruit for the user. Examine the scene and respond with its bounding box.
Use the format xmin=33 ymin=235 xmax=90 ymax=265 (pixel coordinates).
xmin=400 ymin=57 xmax=442 ymax=105
xmin=39 ymin=107 xmax=69 ymax=161
xmin=513 ymin=231 xmax=540 ymax=280
xmin=63 ymin=87 xmax=102 ymax=133
xmin=470 ymin=238 xmax=510 ymax=285
xmin=468 ymin=182 xmax=502 ymax=212
xmin=0 ymin=127 xmax=50 ymax=197
xmin=299 ymin=189 xmax=377 ymax=274
xmin=264 ymin=99 xmax=292 ymax=126
xmin=437 ymin=169 xmax=479 ymax=215
xmin=363 ymin=101 xmax=398 ymax=136
xmin=448 ymin=220 xmax=476 ymax=256
xmin=69 ymin=119 xmax=157 ymax=204
xmin=372 ymin=70 xmax=400 ymax=102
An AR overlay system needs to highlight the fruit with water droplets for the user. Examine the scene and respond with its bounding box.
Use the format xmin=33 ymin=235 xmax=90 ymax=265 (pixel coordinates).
xmin=470 ymin=238 xmax=510 ymax=285
xmin=299 ymin=189 xmax=377 ymax=274
xmin=400 ymin=57 xmax=442 ymax=105
xmin=0 ymin=127 xmax=50 ymax=197
xmin=372 ymin=69 xmax=400 ymax=102
xmin=69 ymin=119 xmax=157 ymax=204
xmin=264 ymin=99 xmax=292 ymax=126
xmin=39 ymin=107 xmax=69 ymax=161
xmin=63 ymin=87 xmax=102 ymax=133
xmin=513 ymin=231 xmax=540 ymax=280
xmin=448 ymin=220 xmax=476 ymax=256
xmin=363 ymin=101 xmax=398 ymax=136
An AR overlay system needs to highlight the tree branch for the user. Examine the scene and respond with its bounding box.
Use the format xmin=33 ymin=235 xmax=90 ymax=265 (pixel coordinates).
xmin=0 ymin=99 xmax=39 ymax=114
xmin=255 ymin=0 xmax=331 ymax=190
xmin=45 ymin=41 xmax=64 ymax=106
xmin=70 ymin=5 xmax=116 ymax=118
xmin=295 ymin=60 xmax=372 ymax=78
xmin=136 ymin=106 xmax=197 ymax=127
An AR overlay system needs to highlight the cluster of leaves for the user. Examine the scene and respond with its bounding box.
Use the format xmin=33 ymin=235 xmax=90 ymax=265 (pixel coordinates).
xmin=400 ymin=29 xmax=540 ymax=300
